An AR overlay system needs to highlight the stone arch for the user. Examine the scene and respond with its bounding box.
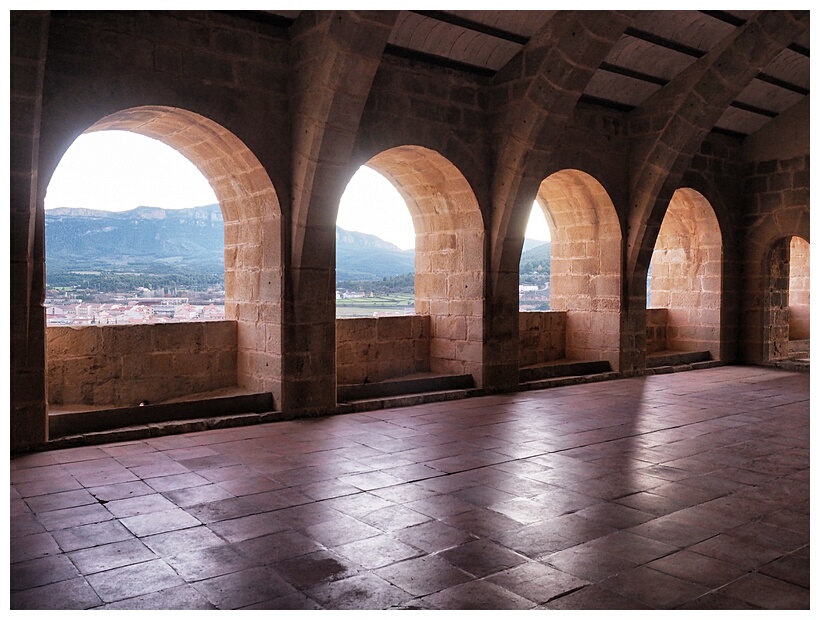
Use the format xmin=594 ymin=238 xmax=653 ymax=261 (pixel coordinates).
xmin=535 ymin=169 xmax=622 ymax=370
xmin=756 ymin=234 xmax=810 ymax=363
xmin=47 ymin=106 xmax=284 ymax=403
xmin=742 ymin=206 xmax=809 ymax=364
xmin=648 ymin=188 xmax=722 ymax=360
xmin=365 ymin=145 xmax=486 ymax=384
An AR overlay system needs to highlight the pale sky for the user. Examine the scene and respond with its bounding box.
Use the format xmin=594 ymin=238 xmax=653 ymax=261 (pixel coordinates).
xmin=44 ymin=130 xmax=551 ymax=250
xmin=45 ymin=131 xmax=218 ymax=212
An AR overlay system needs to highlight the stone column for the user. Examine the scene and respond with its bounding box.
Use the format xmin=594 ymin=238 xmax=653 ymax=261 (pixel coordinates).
xmin=10 ymin=11 xmax=50 ymax=451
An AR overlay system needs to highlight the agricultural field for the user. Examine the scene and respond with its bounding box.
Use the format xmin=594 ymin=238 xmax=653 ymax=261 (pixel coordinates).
xmin=335 ymin=293 xmax=415 ymax=317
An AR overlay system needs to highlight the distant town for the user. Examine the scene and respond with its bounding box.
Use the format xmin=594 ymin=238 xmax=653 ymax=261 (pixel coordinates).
xmin=46 ymin=282 xmax=550 ymax=325
xmin=44 ymin=204 xmax=553 ymax=324
xmin=45 ymin=288 xmax=226 ymax=326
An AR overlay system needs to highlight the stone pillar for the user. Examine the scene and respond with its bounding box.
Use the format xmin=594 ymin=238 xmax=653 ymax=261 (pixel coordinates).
xmin=10 ymin=11 xmax=50 ymax=451
xmin=284 ymin=11 xmax=397 ymax=413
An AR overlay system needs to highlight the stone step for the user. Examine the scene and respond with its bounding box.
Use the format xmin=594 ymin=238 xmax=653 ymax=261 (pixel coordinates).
xmin=48 ymin=391 xmax=274 ymax=439
xmin=520 ymin=371 xmax=621 ymax=392
xmin=46 ymin=410 xmax=288 ymax=450
xmin=518 ymin=359 xmax=611 ymax=384
xmin=340 ymin=388 xmax=472 ymax=414
xmin=337 ymin=373 xmax=475 ymax=403
xmin=646 ymin=350 xmax=711 ymax=368
xmin=787 ymin=339 xmax=810 ymax=356
xmin=764 ymin=358 xmax=810 ymax=372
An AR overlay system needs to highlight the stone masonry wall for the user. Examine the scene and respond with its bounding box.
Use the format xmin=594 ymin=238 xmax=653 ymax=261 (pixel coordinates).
xmin=646 ymin=308 xmax=669 ymax=354
xmin=519 ymin=312 xmax=567 ymax=367
xmin=336 ymin=316 xmax=430 ymax=385
xmin=741 ymin=153 xmax=810 ymax=363
xmin=649 ymin=189 xmax=722 ymax=358
xmin=47 ymin=322 xmax=237 ymax=406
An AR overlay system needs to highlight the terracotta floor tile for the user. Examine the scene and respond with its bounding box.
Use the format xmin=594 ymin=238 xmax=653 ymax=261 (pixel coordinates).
xmin=303 ymin=513 xmax=382 ymax=547
xmin=186 ymin=495 xmax=262 ymax=524
xmin=729 ymin=520 xmax=809 ymax=553
xmin=334 ymin=533 xmax=422 ymax=569
xmin=393 ymin=519 xmax=476 ymax=553
xmin=86 ymin=480 xmax=156 ymax=502
xmin=359 ymin=504 xmax=432 ymax=532
xmin=105 ymin=493 xmax=178 ymax=518
xmin=719 ymin=572 xmax=809 ymax=609
xmin=272 ymin=549 xmax=361 ymax=590
xmin=144 ymin=472 xmax=211 ymax=493
xmin=68 ymin=539 xmax=156 ymax=575
xmin=191 ymin=565 xmax=297 ymax=609
xmin=626 ymin=514 xmax=716 ymax=547
xmin=10 ymin=531 xmax=61 ymax=564
xmin=758 ymin=552 xmax=810 ymax=589
xmin=51 ymin=519 xmax=135 ymax=553
xmin=438 ymin=539 xmax=527 ymax=578
xmin=648 ymin=549 xmax=747 ymax=587
xmin=102 ymin=584 xmax=216 ymax=610
xmin=8 ymin=367 xmax=810 ymax=610
xmin=11 ymin=576 xmax=102 ymax=610
xmin=241 ymin=591 xmax=324 ymax=610
xmin=162 ymin=482 xmax=235 ymax=508
xmin=234 ymin=528 xmax=323 ymax=563
xmin=545 ymin=545 xmax=639 ymax=582
xmin=599 ymin=565 xmax=710 ymax=609
xmin=87 ymin=559 xmax=186 ymax=604
xmin=142 ymin=525 xmax=227 ymax=557
xmin=206 ymin=511 xmax=289 ymax=543
xmin=323 ymin=491 xmax=395 ymax=518
xmin=35 ymin=502 xmax=114 ymax=532
xmin=574 ymin=502 xmax=655 ymax=529
xmin=128 ymin=461 xmax=190 ymax=479
xmin=420 ymin=579 xmax=535 ymax=610
xmin=487 ymin=561 xmax=589 ymax=605
xmin=688 ymin=533 xmax=784 ymax=571
xmin=165 ymin=544 xmax=258 ymax=581
xmin=10 ymin=553 xmax=80 ymax=591
xmin=24 ymin=489 xmax=97 ymax=513
xmin=675 ymin=590 xmax=762 ymax=610
xmin=405 ymin=494 xmax=476 ymax=519
xmin=305 ymin=572 xmax=410 ymax=610
xmin=374 ymin=554 xmax=472 ymax=597
xmin=120 ymin=508 xmax=201 ymax=538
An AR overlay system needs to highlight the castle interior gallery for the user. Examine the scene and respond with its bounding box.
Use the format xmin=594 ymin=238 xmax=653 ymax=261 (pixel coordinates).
xmin=9 ymin=10 xmax=811 ymax=610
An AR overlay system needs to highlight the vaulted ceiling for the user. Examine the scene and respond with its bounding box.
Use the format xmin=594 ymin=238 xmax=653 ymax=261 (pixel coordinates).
xmin=241 ymin=9 xmax=809 ymax=139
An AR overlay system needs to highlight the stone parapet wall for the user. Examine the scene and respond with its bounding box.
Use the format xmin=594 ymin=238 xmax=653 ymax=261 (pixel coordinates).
xmin=336 ymin=316 xmax=430 ymax=385
xmin=519 ymin=311 xmax=567 ymax=367
xmin=47 ymin=322 xmax=237 ymax=406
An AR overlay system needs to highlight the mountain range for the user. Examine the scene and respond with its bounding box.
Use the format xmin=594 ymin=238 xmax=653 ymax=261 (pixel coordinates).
xmin=45 ymin=204 xmax=549 ymax=283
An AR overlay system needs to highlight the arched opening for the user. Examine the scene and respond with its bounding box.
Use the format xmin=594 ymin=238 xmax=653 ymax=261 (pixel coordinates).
xmin=788 ymin=237 xmax=810 ymax=358
xmin=520 ymin=169 xmax=621 ymax=371
xmin=44 ymin=130 xmax=223 ymax=325
xmin=44 ymin=106 xmax=283 ymax=415
xmin=335 ymin=165 xmax=415 ymax=317
xmin=647 ymin=188 xmax=722 ymax=362
xmin=762 ymin=235 xmax=810 ymax=364
xmin=519 ymin=203 xmax=552 ymax=312
xmin=335 ymin=145 xmax=485 ymax=393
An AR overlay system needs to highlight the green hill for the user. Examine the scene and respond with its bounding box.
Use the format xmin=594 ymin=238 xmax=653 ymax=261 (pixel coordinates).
xmin=45 ymin=204 xmax=550 ymax=290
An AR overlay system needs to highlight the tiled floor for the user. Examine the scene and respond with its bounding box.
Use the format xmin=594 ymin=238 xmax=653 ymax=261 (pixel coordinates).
xmin=10 ymin=366 xmax=810 ymax=610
